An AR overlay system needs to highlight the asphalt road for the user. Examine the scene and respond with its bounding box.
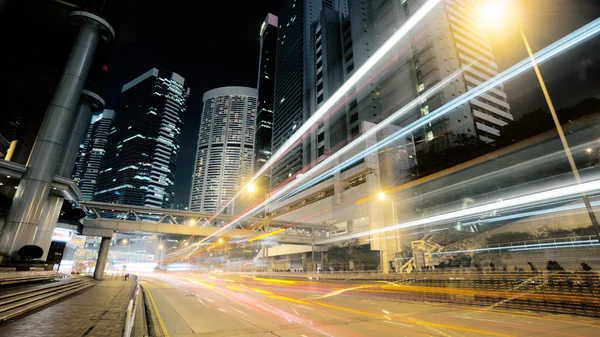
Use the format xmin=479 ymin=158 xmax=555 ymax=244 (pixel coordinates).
xmin=141 ymin=273 xmax=599 ymax=337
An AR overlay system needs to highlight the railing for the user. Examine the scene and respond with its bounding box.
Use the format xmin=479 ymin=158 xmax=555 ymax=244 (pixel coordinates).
xmin=122 ymin=275 xmax=139 ymax=337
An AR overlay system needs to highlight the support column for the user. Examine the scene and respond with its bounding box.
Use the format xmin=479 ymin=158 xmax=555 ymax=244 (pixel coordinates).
xmin=0 ymin=12 xmax=113 ymax=256
xmin=57 ymin=90 xmax=105 ymax=177
xmin=34 ymin=90 xmax=104 ymax=259
xmin=33 ymin=90 xmax=104 ymax=260
xmin=94 ymin=236 xmax=111 ymax=280
xmin=33 ymin=196 xmax=63 ymax=260
xmin=301 ymin=253 xmax=307 ymax=271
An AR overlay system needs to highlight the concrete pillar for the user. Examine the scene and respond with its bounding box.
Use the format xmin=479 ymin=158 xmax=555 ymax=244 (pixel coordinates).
xmin=33 ymin=195 xmax=63 ymax=260
xmin=379 ymin=233 xmax=390 ymax=274
xmin=0 ymin=12 xmax=113 ymax=256
xmin=301 ymin=253 xmax=307 ymax=271
xmin=33 ymin=90 xmax=105 ymax=259
xmin=58 ymin=90 xmax=105 ymax=177
xmin=94 ymin=236 xmax=111 ymax=280
xmin=321 ymin=252 xmax=328 ymax=270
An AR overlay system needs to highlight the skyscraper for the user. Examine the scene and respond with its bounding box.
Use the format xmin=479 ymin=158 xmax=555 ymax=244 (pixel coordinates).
xmin=72 ymin=110 xmax=115 ymax=201
xmin=270 ymin=0 xmax=348 ymax=188
xmin=253 ymin=14 xmax=278 ymax=178
xmin=190 ymin=87 xmax=257 ymax=214
xmin=94 ymin=69 xmax=189 ymax=208
xmin=343 ymin=0 xmax=512 ymax=145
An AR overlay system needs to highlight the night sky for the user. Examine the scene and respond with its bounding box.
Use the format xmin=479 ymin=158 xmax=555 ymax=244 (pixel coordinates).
xmin=98 ymin=0 xmax=284 ymax=205
xmin=97 ymin=0 xmax=600 ymax=206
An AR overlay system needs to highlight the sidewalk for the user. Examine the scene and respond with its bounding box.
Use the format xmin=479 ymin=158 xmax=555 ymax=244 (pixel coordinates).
xmin=0 ymin=276 xmax=133 ymax=337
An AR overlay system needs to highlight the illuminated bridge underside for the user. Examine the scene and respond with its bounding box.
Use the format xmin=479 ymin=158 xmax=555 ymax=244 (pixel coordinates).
xmin=80 ymin=201 xmax=333 ymax=244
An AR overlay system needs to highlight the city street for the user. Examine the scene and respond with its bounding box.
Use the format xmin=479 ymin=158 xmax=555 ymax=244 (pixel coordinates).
xmin=142 ymin=273 xmax=599 ymax=337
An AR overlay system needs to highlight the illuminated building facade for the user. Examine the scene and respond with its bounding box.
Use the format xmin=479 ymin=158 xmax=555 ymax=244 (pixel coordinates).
xmin=271 ymin=0 xmax=348 ymax=188
xmin=94 ymin=69 xmax=189 ymax=208
xmin=344 ymin=0 xmax=512 ymax=144
xmin=72 ymin=110 xmax=115 ymax=201
xmin=190 ymin=87 xmax=257 ymax=214
xmin=253 ymin=13 xmax=278 ymax=176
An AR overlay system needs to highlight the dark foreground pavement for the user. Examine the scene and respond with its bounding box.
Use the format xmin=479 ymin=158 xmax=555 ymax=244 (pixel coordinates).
xmin=0 ymin=276 xmax=133 ymax=337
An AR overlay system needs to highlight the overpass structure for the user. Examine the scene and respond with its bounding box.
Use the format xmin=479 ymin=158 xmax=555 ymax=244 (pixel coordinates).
xmin=79 ymin=201 xmax=334 ymax=245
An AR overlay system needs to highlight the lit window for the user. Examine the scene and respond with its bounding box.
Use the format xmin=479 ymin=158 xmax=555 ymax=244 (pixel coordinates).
xmin=418 ymin=83 xmax=425 ymax=92
xmin=420 ymin=105 xmax=429 ymax=116
xmin=426 ymin=131 xmax=434 ymax=141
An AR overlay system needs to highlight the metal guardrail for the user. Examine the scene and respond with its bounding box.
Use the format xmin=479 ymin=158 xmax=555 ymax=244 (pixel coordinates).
xmin=122 ymin=275 xmax=139 ymax=337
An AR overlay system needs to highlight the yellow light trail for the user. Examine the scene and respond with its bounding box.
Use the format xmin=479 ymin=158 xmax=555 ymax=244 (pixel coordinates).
xmin=248 ymin=228 xmax=285 ymax=242
xmin=253 ymin=277 xmax=296 ymax=285
xmin=250 ymin=288 xmax=273 ymax=295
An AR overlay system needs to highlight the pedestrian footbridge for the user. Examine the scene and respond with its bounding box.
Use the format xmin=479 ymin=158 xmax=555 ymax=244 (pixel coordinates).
xmin=80 ymin=201 xmax=333 ymax=244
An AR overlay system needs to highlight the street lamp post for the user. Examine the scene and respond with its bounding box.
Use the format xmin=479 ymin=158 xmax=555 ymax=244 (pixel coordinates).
xmin=479 ymin=1 xmax=600 ymax=242
xmin=247 ymin=183 xmax=271 ymax=272
xmin=378 ymin=192 xmax=400 ymax=272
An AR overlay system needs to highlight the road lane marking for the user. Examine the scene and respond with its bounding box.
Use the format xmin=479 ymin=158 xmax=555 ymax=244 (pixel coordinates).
xmin=383 ymin=321 xmax=413 ymax=328
xmin=451 ymin=315 xmax=522 ymax=326
xmin=232 ymin=308 xmax=249 ymax=316
xmin=145 ymin=288 xmax=170 ymax=337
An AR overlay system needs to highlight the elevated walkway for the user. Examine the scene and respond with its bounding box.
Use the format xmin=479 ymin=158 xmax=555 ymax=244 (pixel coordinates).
xmin=80 ymin=201 xmax=334 ymax=244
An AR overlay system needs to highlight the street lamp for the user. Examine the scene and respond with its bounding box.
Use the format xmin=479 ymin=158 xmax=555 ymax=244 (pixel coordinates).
xmin=247 ymin=183 xmax=271 ymax=271
xmin=377 ymin=191 xmax=399 ymax=273
xmin=478 ymin=0 xmax=600 ymax=242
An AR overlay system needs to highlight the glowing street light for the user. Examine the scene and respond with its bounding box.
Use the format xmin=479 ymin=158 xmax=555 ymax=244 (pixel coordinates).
xmin=246 ymin=183 xmax=257 ymax=193
xmin=122 ymin=238 xmax=128 ymax=245
xmin=586 ymin=148 xmax=593 ymax=154
xmin=218 ymin=238 xmax=224 ymax=244
xmin=377 ymin=192 xmax=387 ymax=201
xmin=158 ymin=244 xmax=164 ymax=249
xmin=477 ymin=0 xmax=600 ymax=241
xmin=477 ymin=0 xmax=508 ymax=27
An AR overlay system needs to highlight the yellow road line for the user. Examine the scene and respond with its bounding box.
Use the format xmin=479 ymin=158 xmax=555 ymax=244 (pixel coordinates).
xmin=253 ymin=277 xmax=296 ymax=284
xmin=145 ymin=287 xmax=170 ymax=337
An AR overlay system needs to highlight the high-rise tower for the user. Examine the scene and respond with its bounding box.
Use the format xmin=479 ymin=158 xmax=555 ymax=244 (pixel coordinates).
xmin=343 ymin=0 xmax=512 ymax=145
xmin=253 ymin=14 xmax=278 ymax=179
xmin=94 ymin=69 xmax=189 ymax=208
xmin=270 ymin=0 xmax=348 ymax=188
xmin=72 ymin=110 xmax=115 ymax=201
xmin=190 ymin=87 xmax=257 ymax=214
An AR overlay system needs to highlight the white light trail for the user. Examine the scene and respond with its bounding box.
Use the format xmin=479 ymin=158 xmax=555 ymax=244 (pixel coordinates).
xmin=319 ymin=179 xmax=600 ymax=244
xmin=197 ymin=18 xmax=600 ymax=247
xmin=211 ymin=0 xmax=444 ymax=219
xmin=272 ymin=18 xmax=600 ymax=206
xmin=215 ymin=18 xmax=600 ymax=236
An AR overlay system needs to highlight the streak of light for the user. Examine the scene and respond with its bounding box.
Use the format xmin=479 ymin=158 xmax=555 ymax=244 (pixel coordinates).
xmin=189 ymin=279 xmax=215 ymax=290
xmin=458 ymin=198 xmax=599 ymax=228
xmin=251 ymin=288 xmax=273 ymax=295
xmin=253 ymin=277 xmax=296 ymax=285
xmin=203 ymin=18 xmax=600 ymax=241
xmin=269 ymin=295 xmax=309 ymax=305
xmin=226 ymin=285 xmax=244 ymax=292
xmin=434 ymin=239 xmax=599 ymax=255
xmin=320 ymin=179 xmax=600 ymax=244
xmin=268 ymin=18 xmax=600 ymax=211
xmin=248 ymin=228 xmax=285 ymax=242
xmin=383 ymin=321 xmax=413 ymax=328
xmin=198 ymin=0 xmax=444 ymax=242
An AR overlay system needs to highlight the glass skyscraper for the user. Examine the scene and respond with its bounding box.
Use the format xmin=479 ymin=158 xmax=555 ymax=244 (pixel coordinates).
xmin=253 ymin=13 xmax=278 ymax=177
xmin=94 ymin=68 xmax=189 ymax=208
xmin=190 ymin=87 xmax=257 ymax=214
xmin=72 ymin=109 xmax=115 ymax=201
